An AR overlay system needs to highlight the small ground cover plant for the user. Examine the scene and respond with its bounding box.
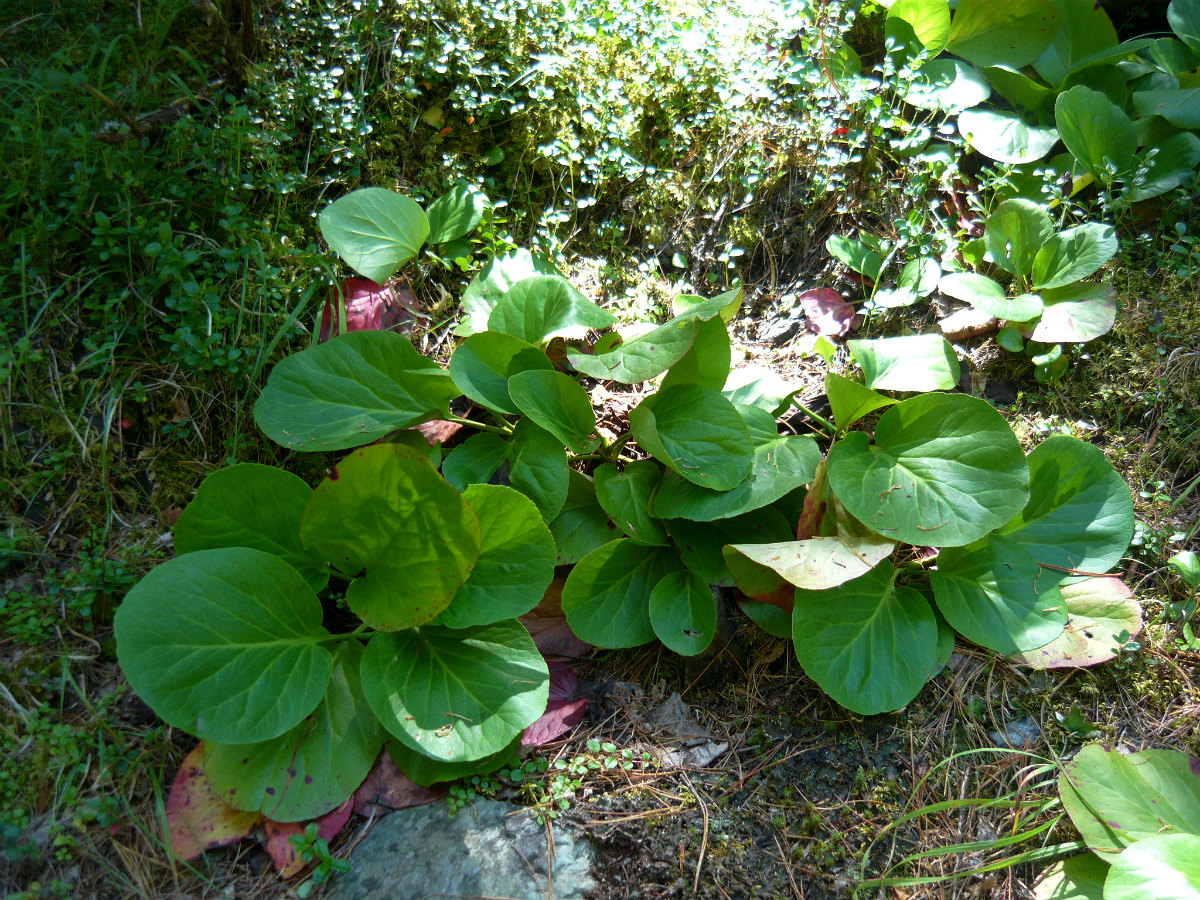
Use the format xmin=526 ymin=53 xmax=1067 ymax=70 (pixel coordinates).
xmin=114 ymin=189 xmax=1144 ymax=844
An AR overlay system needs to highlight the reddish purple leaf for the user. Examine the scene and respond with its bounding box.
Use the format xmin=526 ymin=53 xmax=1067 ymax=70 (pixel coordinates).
xmin=415 ymin=419 xmax=462 ymax=446
xmin=520 ymin=577 xmax=593 ymax=660
xmin=548 ymin=660 xmax=578 ymax=700
xmin=523 ymin=698 xmax=588 ymax=746
xmin=352 ymin=750 xmax=446 ymax=817
xmin=318 ymin=278 xmax=418 ymax=342
xmin=799 ymin=288 xmax=854 ymax=337
xmin=264 ymin=798 xmax=354 ymax=877
xmin=166 ymin=744 xmax=262 ymax=861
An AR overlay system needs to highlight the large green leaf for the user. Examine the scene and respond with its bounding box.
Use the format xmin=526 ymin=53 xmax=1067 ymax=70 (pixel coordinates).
xmin=792 ymin=561 xmax=939 ymax=715
xmin=630 ymin=384 xmax=754 ymax=492
xmin=1034 ymin=0 xmax=1118 ymax=85
xmin=449 ymin=332 xmax=552 ymax=415
xmin=386 ymin=735 xmax=522 ymax=788
xmin=959 ymin=109 xmax=1059 ymax=164
xmin=825 ymin=373 xmax=897 ymax=432
xmin=488 ymin=275 xmax=615 ymax=345
xmin=435 ymin=485 xmax=556 ymax=628
xmin=548 ymin=470 xmax=621 ymax=565
xmin=666 ymin=507 xmax=793 ymax=586
xmin=1059 ymin=743 xmax=1200 ymax=861
xmin=848 ymin=335 xmax=961 ymax=392
xmin=319 ymin=188 xmax=429 ymax=282
xmin=1170 ymin=0 xmax=1200 ymax=52
xmin=651 ymin=412 xmax=821 ymax=521
xmin=561 ymin=539 xmax=679 ymax=647
xmin=888 ymin=0 xmax=952 ymax=53
xmin=1127 ymin=132 xmax=1200 ymax=202
xmin=507 ymin=370 xmax=596 ymax=453
xmin=594 ymin=461 xmax=668 ymax=546
xmin=1032 ymin=853 xmax=1109 ymax=900
xmin=983 ymin=65 xmax=1054 ymax=115
xmin=205 ymin=642 xmax=381 ymax=822
xmin=441 ymin=432 xmax=509 ymax=491
xmin=255 ymin=332 xmax=460 ymax=452
xmin=985 ymin=199 xmax=1054 ymax=277
xmin=1031 ymin=223 xmax=1118 ymax=290
xmin=946 ymin=0 xmax=1059 ymax=68
xmin=1000 ymin=434 xmax=1133 ymax=574
xmin=649 ymin=570 xmax=717 ymax=657
xmin=1055 ymin=86 xmax=1136 ymax=182
xmin=425 ymin=181 xmax=487 ymax=244
xmin=301 ymin=444 xmax=482 ymax=630
xmin=457 ymin=249 xmax=559 ymax=336
xmin=174 ymin=464 xmax=327 ymax=592
xmin=361 ymin=620 xmax=549 ymax=763
xmin=1132 ymin=88 xmax=1200 ymax=129
xmin=903 ymin=59 xmax=992 ymax=112
xmin=507 ymin=419 xmax=569 ymax=520
xmin=671 ymin=286 xmax=744 ymax=322
xmin=827 ymin=234 xmax=884 ymax=281
xmin=931 ymin=535 xmax=1067 ymax=652
xmin=1030 ymin=283 xmax=1117 ymax=342
xmin=660 ymin=317 xmax=734 ymax=391
xmin=725 ymin=509 xmax=894 ymax=591
xmin=567 ymin=317 xmax=700 ymax=383
xmin=827 ymin=393 xmax=1029 ymax=547
xmin=939 ymin=272 xmax=1044 ymax=321
xmin=113 ymin=548 xmax=333 ymax=744
xmin=1105 ymin=834 xmax=1200 ymax=900
xmin=1011 ymin=577 xmax=1140 ymax=668
xmin=723 ymin=366 xmax=799 ymax=417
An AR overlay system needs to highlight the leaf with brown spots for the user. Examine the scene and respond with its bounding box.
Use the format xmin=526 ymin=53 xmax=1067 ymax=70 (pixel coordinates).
xmin=264 ymin=798 xmax=354 ymax=877
xmin=166 ymin=744 xmax=262 ymax=861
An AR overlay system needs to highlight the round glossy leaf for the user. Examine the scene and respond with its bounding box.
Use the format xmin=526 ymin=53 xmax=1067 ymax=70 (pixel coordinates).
xmin=507 ymin=419 xmax=569 ymax=521
xmin=561 ymin=539 xmax=680 ymax=647
xmin=1032 ymin=223 xmax=1118 ymax=290
xmin=301 ymin=444 xmax=482 ymax=630
xmin=1000 ymin=434 xmax=1133 ymax=573
xmin=1032 ymin=853 xmax=1109 ymax=900
xmin=386 ymin=736 xmax=521 ymax=788
xmin=1034 ymin=0 xmax=1119 ymax=85
xmin=507 ymin=370 xmax=596 ymax=453
xmin=1105 ymin=834 xmax=1200 ymax=900
xmin=741 ymin=600 xmax=793 ymax=639
xmin=174 ymin=464 xmax=327 ymax=592
xmin=425 ymin=181 xmax=487 ymax=245
xmin=792 ymin=561 xmax=940 ymax=715
xmin=255 ymin=332 xmax=460 ymax=452
xmin=959 ymin=109 xmax=1059 ymax=164
xmin=985 ymin=199 xmax=1054 ymax=277
xmin=660 ymin=317 xmax=734 ymax=391
xmin=319 ymin=188 xmax=429 ymax=283
xmin=361 ymin=621 xmax=549 ymax=763
xmin=652 ymin=427 xmax=821 ymax=521
xmin=825 ymin=373 xmax=897 ymax=432
xmin=457 ymin=249 xmax=559 ymax=336
xmin=449 ymin=332 xmax=551 ymax=415
xmin=946 ymin=0 xmax=1059 ymax=68
xmin=594 ymin=461 xmax=668 ymax=546
xmin=630 ymin=384 xmax=754 ymax=492
xmin=723 ymin=366 xmax=799 ymax=417
xmin=488 ymin=275 xmax=615 ymax=345
xmin=1031 ymin=283 xmax=1117 ymax=342
xmin=848 ymin=335 xmax=961 ymax=393
xmin=205 ymin=641 xmax=382 ymax=822
xmin=827 ymin=235 xmax=884 ymax=281
xmin=940 ymin=272 xmax=1044 ymax=320
xmin=904 ymin=59 xmax=991 ymax=112
xmin=441 ymin=432 xmax=509 ymax=491
xmin=827 ymin=393 xmax=1030 ymax=547
xmin=898 ymin=257 xmax=942 ymax=297
xmin=567 ymin=317 xmax=700 ymax=384
xmin=1132 ymin=88 xmax=1200 ymax=129
xmin=1055 ymin=86 xmax=1137 ymax=182
xmin=548 ymin=470 xmax=622 ymax=565
xmin=649 ymin=570 xmax=717 ymax=656
xmin=114 ymin=548 xmax=333 ymax=744
xmin=1059 ymin=744 xmax=1200 ymax=861
xmin=666 ymin=507 xmax=793 ymax=586
xmin=1169 ymin=550 xmax=1200 ymax=588
xmin=726 ymin=524 xmax=895 ymax=592
xmin=984 ymin=64 xmax=1053 ymax=114
xmin=1011 ymin=577 xmax=1141 ymax=668
xmin=435 ymin=485 xmax=557 ymax=628
xmin=931 ymin=535 xmax=1067 ymax=653
xmin=889 ymin=0 xmax=951 ymax=51
xmin=1170 ymin=0 xmax=1200 ymax=52
xmin=1127 ymin=132 xmax=1200 ymax=202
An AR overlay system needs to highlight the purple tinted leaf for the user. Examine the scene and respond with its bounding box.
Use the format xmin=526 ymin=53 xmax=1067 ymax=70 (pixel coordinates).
xmin=800 ymin=288 xmax=854 ymax=337
xmin=319 ymin=278 xmax=418 ymax=342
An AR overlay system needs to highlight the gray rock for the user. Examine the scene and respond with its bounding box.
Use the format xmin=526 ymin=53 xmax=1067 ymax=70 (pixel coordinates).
xmin=324 ymin=798 xmax=595 ymax=900
xmin=989 ymin=717 xmax=1042 ymax=749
